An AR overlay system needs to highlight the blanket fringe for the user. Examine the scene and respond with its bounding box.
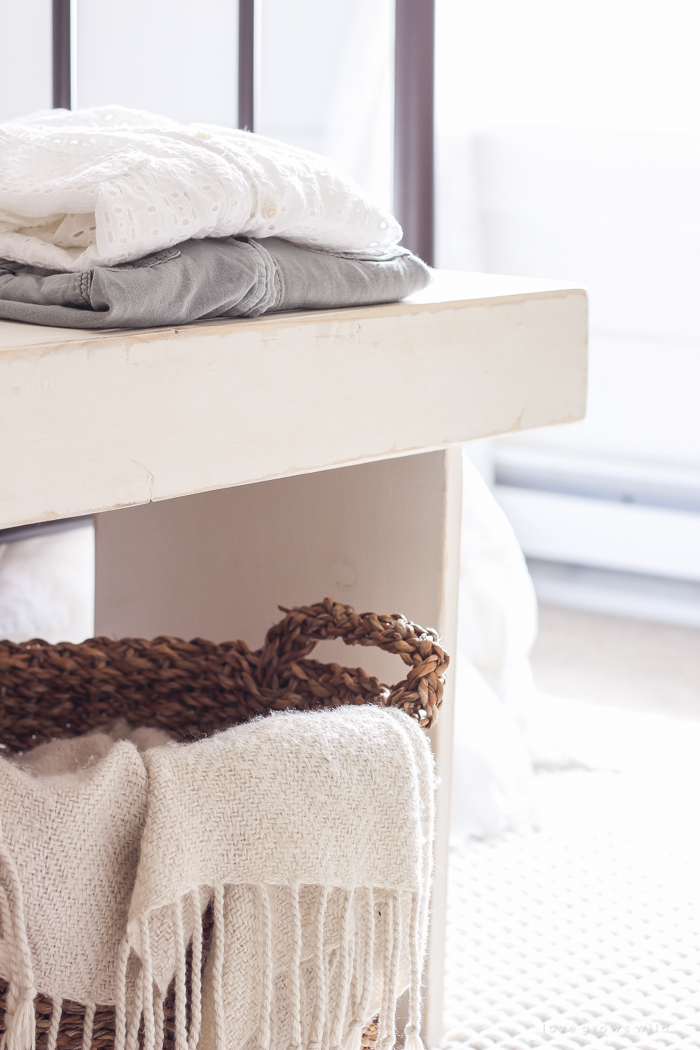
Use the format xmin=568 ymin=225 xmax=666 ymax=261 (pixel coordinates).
xmin=344 ymin=886 xmax=375 ymax=1050
xmin=81 ymin=1002 xmax=96 ymax=1050
xmin=125 ymin=963 xmax=144 ymax=1050
xmin=154 ymin=990 xmax=165 ymax=1050
xmin=45 ymin=998 xmax=62 ymax=1050
xmin=172 ymin=897 xmax=187 ymax=1050
xmin=258 ymin=885 xmax=273 ymax=1050
xmin=343 ymin=1024 xmax=364 ymax=1050
xmin=330 ymin=890 xmax=354 ymax=1050
xmin=289 ymin=885 xmax=303 ymax=1050
xmin=114 ymin=936 xmax=130 ymax=1050
xmin=403 ymin=889 xmax=426 ymax=1050
xmin=378 ymin=891 xmax=401 ymax=1050
xmin=309 ymin=885 xmax=329 ymax=1050
xmin=188 ymin=888 xmax=204 ymax=1050
xmin=0 ymin=825 xmax=37 ymax=1050
xmin=2 ymin=991 xmax=36 ymax=1050
xmin=139 ymin=913 xmax=156 ymax=1050
xmin=211 ymin=885 xmax=226 ymax=1050
xmin=115 ymin=883 xmax=424 ymax=1050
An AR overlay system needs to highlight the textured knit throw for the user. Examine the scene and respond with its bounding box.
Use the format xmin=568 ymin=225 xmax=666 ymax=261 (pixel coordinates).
xmin=0 ymin=741 xmax=148 ymax=1048
xmin=0 ymin=107 xmax=402 ymax=272
xmin=0 ymin=705 xmax=435 ymax=1050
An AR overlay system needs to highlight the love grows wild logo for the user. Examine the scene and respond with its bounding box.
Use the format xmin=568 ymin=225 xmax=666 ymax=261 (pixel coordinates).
xmin=541 ymin=1022 xmax=670 ymax=1036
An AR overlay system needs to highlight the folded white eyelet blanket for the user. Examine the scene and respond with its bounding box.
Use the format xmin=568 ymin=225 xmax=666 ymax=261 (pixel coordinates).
xmin=0 ymin=705 xmax=435 ymax=1050
xmin=0 ymin=106 xmax=402 ymax=273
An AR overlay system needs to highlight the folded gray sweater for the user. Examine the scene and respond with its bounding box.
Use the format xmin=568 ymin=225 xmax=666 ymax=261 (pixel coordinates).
xmin=0 ymin=236 xmax=431 ymax=329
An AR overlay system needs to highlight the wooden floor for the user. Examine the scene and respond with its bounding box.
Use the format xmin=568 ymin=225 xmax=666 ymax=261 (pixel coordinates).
xmin=532 ymin=602 xmax=700 ymax=721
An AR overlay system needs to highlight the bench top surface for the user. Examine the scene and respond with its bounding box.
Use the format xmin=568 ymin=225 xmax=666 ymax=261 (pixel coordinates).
xmin=0 ymin=270 xmax=588 ymax=529
xmin=0 ymin=270 xmax=582 ymax=350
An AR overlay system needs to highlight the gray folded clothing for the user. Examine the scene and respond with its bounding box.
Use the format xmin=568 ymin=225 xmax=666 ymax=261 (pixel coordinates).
xmin=0 ymin=236 xmax=431 ymax=329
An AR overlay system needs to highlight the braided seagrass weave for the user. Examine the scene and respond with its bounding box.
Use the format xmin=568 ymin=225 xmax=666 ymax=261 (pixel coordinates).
xmin=0 ymin=598 xmax=448 ymax=1050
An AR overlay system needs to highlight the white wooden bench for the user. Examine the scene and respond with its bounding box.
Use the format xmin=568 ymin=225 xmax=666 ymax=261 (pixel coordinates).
xmin=0 ymin=270 xmax=587 ymax=1044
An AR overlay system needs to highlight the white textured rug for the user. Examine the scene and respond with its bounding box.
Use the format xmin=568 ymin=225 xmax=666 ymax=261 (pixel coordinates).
xmin=443 ymin=746 xmax=700 ymax=1048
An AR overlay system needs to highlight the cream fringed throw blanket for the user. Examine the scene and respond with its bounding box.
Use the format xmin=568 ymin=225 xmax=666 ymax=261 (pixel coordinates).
xmin=0 ymin=740 xmax=149 ymax=1050
xmin=0 ymin=705 xmax=435 ymax=1050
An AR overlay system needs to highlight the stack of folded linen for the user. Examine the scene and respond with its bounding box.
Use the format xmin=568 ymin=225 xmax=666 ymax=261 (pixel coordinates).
xmin=0 ymin=107 xmax=431 ymax=329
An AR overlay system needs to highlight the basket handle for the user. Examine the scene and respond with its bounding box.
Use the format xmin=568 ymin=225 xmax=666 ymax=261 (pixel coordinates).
xmin=256 ymin=598 xmax=449 ymax=728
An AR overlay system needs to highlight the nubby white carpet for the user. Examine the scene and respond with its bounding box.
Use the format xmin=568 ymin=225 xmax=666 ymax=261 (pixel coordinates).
xmin=443 ymin=755 xmax=700 ymax=1050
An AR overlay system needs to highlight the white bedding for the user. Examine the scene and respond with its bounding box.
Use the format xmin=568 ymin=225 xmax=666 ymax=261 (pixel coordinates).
xmin=0 ymin=106 xmax=402 ymax=272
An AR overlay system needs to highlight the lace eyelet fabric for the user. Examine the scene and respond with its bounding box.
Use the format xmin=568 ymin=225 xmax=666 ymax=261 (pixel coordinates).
xmin=0 ymin=105 xmax=402 ymax=273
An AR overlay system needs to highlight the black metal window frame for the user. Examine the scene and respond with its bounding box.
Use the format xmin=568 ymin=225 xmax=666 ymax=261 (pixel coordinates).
xmin=52 ymin=0 xmax=71 ymax=109
xmin=52 ymin=0 xmax=434 ymax=261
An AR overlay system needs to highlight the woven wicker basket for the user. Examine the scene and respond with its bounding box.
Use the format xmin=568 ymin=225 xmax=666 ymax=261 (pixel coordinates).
xmin=0 ymin=598 xmax=448 ymax=1050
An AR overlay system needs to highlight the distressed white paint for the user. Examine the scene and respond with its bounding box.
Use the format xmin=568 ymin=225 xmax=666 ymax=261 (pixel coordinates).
xmin=0 ymin=272 xmax=587 ymax=531
xmin=95 ymin=448 xmax=463 ymax=1048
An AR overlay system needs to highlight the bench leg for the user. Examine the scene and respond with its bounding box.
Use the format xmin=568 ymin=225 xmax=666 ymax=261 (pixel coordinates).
xmin=95 ymin=446 xmax=462 ymax=1047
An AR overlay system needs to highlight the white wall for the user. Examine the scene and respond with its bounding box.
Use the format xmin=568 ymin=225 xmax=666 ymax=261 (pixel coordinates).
xmin=0 ymin=0 xmax=52 ymax=121
xmin=0 ymin=0 xmax=237 ymax=127
xmin=435 ymin=1 xmax=700 ymax=441
xmin=258 ymin=0 xmax=394 ymax=211
xmin=436 ymin=0 xmax=700 ymax=138
xmin=474 ymin=129 xmax=700 ymax=472
xmin=436 ymin=0 xmax=700 ymax=582
xmin=76 ymin=0 xmax=238 ymax=126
